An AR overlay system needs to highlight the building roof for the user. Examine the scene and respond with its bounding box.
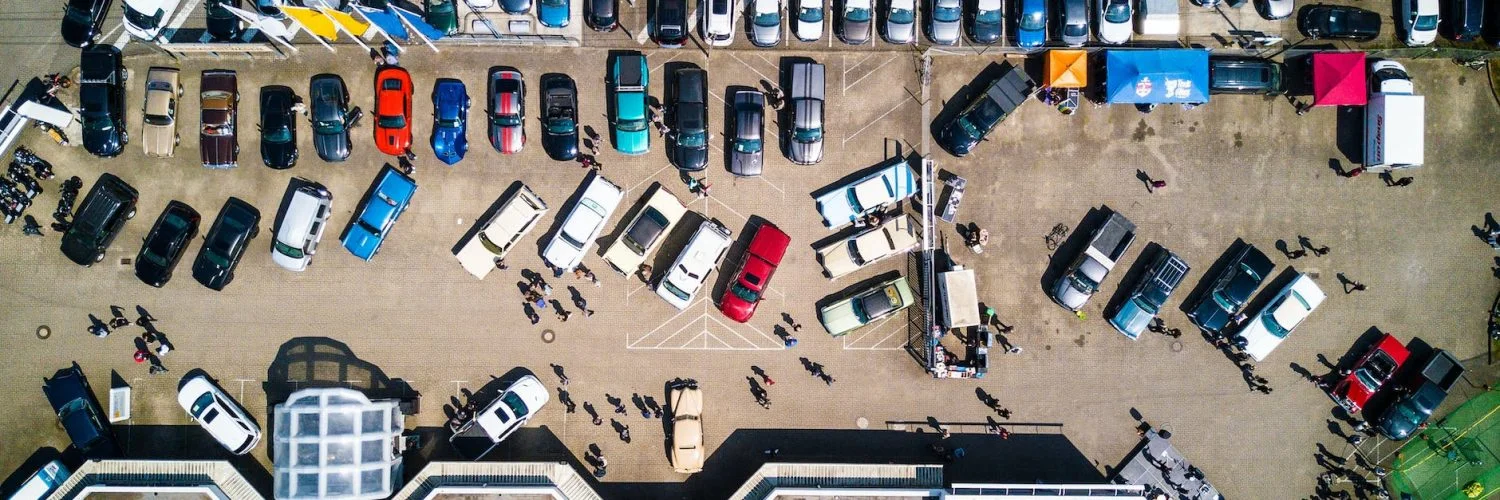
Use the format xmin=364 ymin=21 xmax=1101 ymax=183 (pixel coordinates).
xmin=272 ymin=388 xmax=405 ymax=500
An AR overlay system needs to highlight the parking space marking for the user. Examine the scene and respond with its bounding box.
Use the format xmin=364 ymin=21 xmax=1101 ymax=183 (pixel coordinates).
xmin=841 ymin=314 xmax=907 ymax=350
xmin=628 ymin=296 xmax=785 ymax=350
xmin=754 ymin=175 xmax=784 ymax=196
xmin=650 ymin=52 xmax=685 ymax=74
xmin=102 ymin=21 xmax=124 ymax=43
xmin=726 ymin=52 xmax=777 ymax=88
xmin=708 ymin=89 xmax=726 ymax=104
xmin=841 ymin=98 xmax=913 ymax=146
xmin=626 ymin=163 xmax=675 ymax=193
xmin=844 ymin=56 xmax=899 ymax=92
xmin=111 ymin=31 xmax=131 ymax=49
xmin=708 ymin=195 xmax=750 ymax=224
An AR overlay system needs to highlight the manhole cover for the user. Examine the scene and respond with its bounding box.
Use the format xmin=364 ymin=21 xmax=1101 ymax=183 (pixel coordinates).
xmin=856 ymin=417 xmax=869 ymax=429
xmin=541 ymin=330 xmax=556 ymax=343
xmin=1170 ymin=340 xmax=1183 ymax=352
xmin=36 ymin=325 xmax=50 ymax=340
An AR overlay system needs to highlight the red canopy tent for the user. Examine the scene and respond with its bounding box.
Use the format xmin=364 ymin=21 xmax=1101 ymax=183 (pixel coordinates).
xmin=1312 ymin=52 xmax=1367 ymax=107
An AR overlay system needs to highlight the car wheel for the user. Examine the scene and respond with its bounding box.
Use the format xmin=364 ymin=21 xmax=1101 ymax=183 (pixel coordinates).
xmin=126 ymin=208 xmax=136 ymax=219
xmin=93 ymin=253 xmax=105 ymax=263
xmin=122 ymin=131 xmax=130 ymax=144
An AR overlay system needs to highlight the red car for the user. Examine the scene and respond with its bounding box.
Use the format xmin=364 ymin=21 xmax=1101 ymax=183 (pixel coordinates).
xmin=719 ymin=222 xmax=791 ymax=323
xmin=1331 ymin=333 xmax=1411 ymax=414
xmin=374 ymin=66 xmax=413 ymax=156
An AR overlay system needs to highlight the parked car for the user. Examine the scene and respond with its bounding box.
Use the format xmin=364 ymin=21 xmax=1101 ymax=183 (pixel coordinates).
xmin=1371 ymin=60 xmax=1415 ymax=94
xmin=61 ymin=173 xmax=138 ymax=266
xmin=43 ymin=364 xmax=119 ymax=459
xmin=10 ymin=460 xmax=70 ymax=500
xmin=968 ymin=0 xmax=1003 ymax=44
xmin=374 ymin=66 xmax=414 ymax=157
xmin=668 ymin=380 xmax=704 ymax=473
xmin=819 ymin=275 xmax=915 ymax=336
xmin=1330 ymin=333 xmax=1410 ymax=414
xmin=656 ymin=220 xmax=734 ymax=309
xmin=308 ymin=74 xmax=351 ymax=162
xmin=1377 ymin=350 xmax=1465 ymax=440
xmin=1186 ymin=244 xmax=1274 ymax=335
xmin=259 ymin=85 xmax=299 ymax=169
xmin=1401 ymin=0 xmax=1440 ymax=46
xmin=192 ymin=197 xmax=260 ymax=291
xmin=1015 ymin=0 xmax=1046 ymax=48
xmin=1447 ymin=0 xmax=1483 ymax=41
xmin=454 ymin=184 xmax=548 ymax=279
xmin=611 ymin=54 xmax=650 ymax=155
xmin=588 ymin=0 xmax=619 ymax=30
xmin=543 ymin=173 xmax=625 ymax=271
xmin=1256 ymin=0 xmax=1292 ymax=20
xmin=1097 ymin=0 xmax=1131 ymax=43
xmin=729 ymin=90 xmax=765 ymax=176
xmin=750 ymin=0 xmax=782 ymax=46
xmin=451 ymin=375 xmax=550 ymax=451
xmin=786 ymin=62 xmax=825 ymax=164
xmin=1208 ymin=56 xmax=1285 ymax=95
xmin=425 ymin=0 xmax=459 ymax=34
xmin=200 ymin=70 xmax=240 ymax=169
xmin=122 ymin=0 xmax=182 ymax=40
xmin=719 ymin=222 xmax=790 ymax=322
xmin=539 ymin=0 xmax=569 ymax=27
xmin=884 ymin=0 xmax=916 ymax=43
xmin=141 ymin=67 xmax=181 ymax=158
xmin=927 ymin=0 xmax=962 ymax=44
xmin=1051 ymin=212 xmax=1135 ymax=311
xmin=501 ymin=0 xmax=532 ymax=14
xmin=703 ymin=0 xmax=737 ymax=45
xmin=176 ymin=375 xmax=262 ymax=455
xmin=79 ymin=46 xmax=128 ymax=158
xmin=935 ymin=62 xmax=1035 ymax=157
xmin=814 ymin=159 xmax=917 ymax=228
xmin=432 ymin=78 xmax=470 ymax=165
xmin=1298 ymin=4 xmax=1381 ymax=41
xmin=656 ymin=0 xmax=690 ymax=47
xmin=839 ymin=0 xmax=873 ymax=44
xmin=342 ymin=166 xmax=418 ymax=261
xmin=135 ymin=201 xmax=200 ymax=287
xmin=1060 ymin=0 xmax=1089 ymax=46
xmin=204 ymin=0 xmax=243 ymax=40
xmin=1107 ymin=250 xmax=1189 ymax=339
xmin=1232 ymin=273 xmax=1327 ymax=361
xmin=271 ymin=182 xmax=332 ymax=272
xmin=601 ymin=185 xmax=688 ymax=276
xmin=541 ymin=74 xmax=579 ymax=161
xmin=671 ymin=68 xmax=709 ymax=171
xmin=816 ymin=215 xmax=918 ymax=279
xmin=795 ymin=0 xmax=825 ymax=40
xmin=61 ymin=0 xmax=113 ymax=47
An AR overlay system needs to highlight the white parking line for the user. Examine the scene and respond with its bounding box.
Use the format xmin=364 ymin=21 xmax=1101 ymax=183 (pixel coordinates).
xmin=709 ymin=195 xmax=749 ymax=223
xmin=844 ymin=55 xmax=898 ymax=91
xmin=111 ymin=31 xmax=132 ymax=49
xmin=755 ymin=175 xmax=784 ymax=195
xmin=708 ymin=90 xmax=726 ymax=104
xmin=841 ymin=98 xmax=911 ymax=146
xmin=650 ymin=52 xmax=685 ymax=74
xmin=166 ymin=0 xmax=204 ymax=32
xmin=726 ymin=52 xmax=776 ymax=87
xmin=626 ymin=163 xmax=674 ymax=193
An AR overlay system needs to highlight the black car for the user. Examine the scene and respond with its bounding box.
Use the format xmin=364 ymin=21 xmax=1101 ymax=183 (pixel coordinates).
xmin=192 ymin=197 xmax=261 ymax=291
xmin=670 ymin=68 xmax=708 ymax=171
xmin=61 ymin=0 xmax=114 ymax=47
xmin=967 ymin=0 xmax=1003 ymax=44
xmin=541 ymin=74 xmax=579 ymax=161
xmin=1446 ymin=0 xmax=1483 ymax=41
xmin=135 ymin=201 xmax=201 ymax=288
xmin=1185 ymin=244 xmax=1275 ymax=335
xmin=1377 ymin=350 xmax=1465 ymax=440
xmin=1298 ymin=4 xmax=1381 ymax=41
xmin=259 ymin=85 xmax=299 ymax=169
xmin=206 ymin=0 xmax=245 ymax=41
xmin=309 ymin=74 xmax=352 ymax=162
xmin=61 ymin=173 xmax=138 ymax=266
xmin=587 ymin=0 xmax=618 ymax=30
xmin=79 ymin=46 xmax=129 ymax=158
xmin=655 ymin=0 xmax=689 ymax=47
xmin=935 ymin=62 xmax=1034 ymax=157
xmin=1208 ymin=56 xmax=1285 ymax=95
xmin=43 ymin=363 xmax=120 ymax=459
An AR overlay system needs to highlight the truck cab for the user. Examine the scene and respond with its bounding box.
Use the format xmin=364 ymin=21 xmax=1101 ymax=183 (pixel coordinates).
xmin=1052 ymin=212 xmax=1136 ymax=312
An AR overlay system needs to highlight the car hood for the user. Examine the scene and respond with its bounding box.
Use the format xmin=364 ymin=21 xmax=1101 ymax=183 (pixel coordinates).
xmin=720 ymin=291 xmax=757 ymax=322
xmin=616 ymin=128 xmax=649 ymax=155
xmin=1098 ymin=20 xmax=1130 ymax=43
xmin=83 ymin=126 xmax=123 ymax=157
xmin=843 ymin=19 xmax=870 ymax=43
xmin=971 ymin=21 xmax=1001 ymax=43
xmin=930 ymin=20 xmax=959 ymax=43
xmin=886 ymin=19 xmax=914 ymax=43
xmin=313 ymin=130 xmax=350 ymax=162
xmin=134 ymin=256 xmax=172 ymax=287
xmin=542 ymin=129 xmax=578 ymax=160
xmin=490 ymin=123 xmax=524 ymax=154
xmin=1018 ymin=26 xmax=1045 ymax=46
xmin=731 ymin=149 xmax=762 ymax=176
xmin=1189 ymin=296 xmax=1232 ymax=334
xmin=500 ymin=0 xmax=530 ymax=13
xmin=1234 ymin=318 xmax=1283 ymax=362
xmin=343 ymin=221 xmax=384 ymax=260
xmin=789 ymin=135 xmax=823 ymax=164
xmin=432 ymin=125 xmax=468 ymax=165
xmin=820 ymin=300 xmax=863 ymax=335
xmin=1109 ymin=299 xmax=1152 ymax=339
xmin=672 ymin=143 xmax=708 ymax=171
xmin=142 ymin=123 xmax=175 ymax=157
xmin=937 ymin=121 xmax=978 ymax=156
xmin=261 ymin=139 xmax=297 ymax=168
xmin=538 ymin=1 xmax=569 ymax=26
xmin=62 ymin=16 xmax=96 ymax=47
xmin=752 ymin=21 xmax=780 ymax=45
xmin=60 ymin=230 xmax=100 ymax=265
xmin=1053 ymin=277 xmax=1090 ymax=310
xmin=192 ymin=256 xmax=231 ymax=290
xmin=818 ymin=241 xmax=858 ymax=278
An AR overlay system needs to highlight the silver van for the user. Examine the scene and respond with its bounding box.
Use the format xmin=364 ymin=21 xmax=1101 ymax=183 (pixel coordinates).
xmin=271 ymin=182 xmax=333 ymax=272
xmin=656 ymin=220 xmax=733 ymax=309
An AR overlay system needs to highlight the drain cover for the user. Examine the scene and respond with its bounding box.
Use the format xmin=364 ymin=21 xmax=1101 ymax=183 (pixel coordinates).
xmin=541 ymin=330 xmax=556 ymax=343
xmin=856 ymin=417 xmax=869 ymax=429
xmin=36 ymin=325 xmax=51 ymax=340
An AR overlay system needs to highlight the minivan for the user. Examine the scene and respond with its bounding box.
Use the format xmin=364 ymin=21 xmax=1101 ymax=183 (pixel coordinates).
xmin=61 ymin=173 xmax=138 ymax=266
xmin=271 ymin=182 xmax=333 ymax=272
xmin=656 ymin=220 xmax=733 ymax=309
xmin=1208 ymin=56 xmax=1285 ymax=95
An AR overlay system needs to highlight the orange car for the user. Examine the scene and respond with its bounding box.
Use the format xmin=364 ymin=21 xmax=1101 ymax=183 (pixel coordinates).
xmin=373 ymin=66 xmax=413 ymax=156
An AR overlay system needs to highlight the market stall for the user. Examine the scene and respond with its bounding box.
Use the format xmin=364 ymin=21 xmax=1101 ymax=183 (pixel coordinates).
xmin=1312 ymin=52 xmax=1368 ymax=107
xmin=1104 ymin=49 xmax=1209 ymax=105
xmin=1044 ymin=49 xmax=1088 ymax=114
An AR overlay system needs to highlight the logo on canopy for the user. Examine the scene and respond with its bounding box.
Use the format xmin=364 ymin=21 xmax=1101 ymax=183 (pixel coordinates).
xmin=1134 ymin=77 xmax=1153 ymax=98
xmin=1164 ymin=78 xmax=1194 ymax=99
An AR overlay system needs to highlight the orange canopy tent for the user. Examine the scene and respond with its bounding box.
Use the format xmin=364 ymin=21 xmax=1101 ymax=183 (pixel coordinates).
xmin=1046 ymin=50 xmax=1088 ymax=88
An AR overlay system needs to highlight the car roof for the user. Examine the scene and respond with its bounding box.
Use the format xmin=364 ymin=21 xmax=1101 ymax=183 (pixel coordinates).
xmin=1270 ymin=274 xmax=1326 ymax=328
xmin=277 ymin=188 xmax=328 ymax=242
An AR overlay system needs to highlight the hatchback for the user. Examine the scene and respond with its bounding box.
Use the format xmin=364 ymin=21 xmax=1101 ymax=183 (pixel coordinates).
xmin=796 ymin=0 xmax=825 ymax=40
xmin=192 ymin=197 xmax=260 ymax=291
xmin=309 ymin=74 xmax=352 ymax=162
xmin=968 ymin=0 xmax=1003 ymax=44
xmin=885 ymin=0 xmax=916 ymax=43
xmin=588 ymin=0 xmax=618 ymax=30
xmin=259 ymin=85 xmax=299 ymax=169
xmin=928 ymin=0 xmax=961 ymax=44
xmin=1060 ymin=0 xmax=1088 ymax=46
xmin=135 ymin=201 xmax=200 ymax=287
xmin=1097 ymin=0 xmax=1131 ymax=43
xmin=1015 ymin=0 xmax=1046 ymax=48
xmin=840 ymin=0 xmax=873 ymax=44
xmin=751 ymin=0 xmax=783 ymax=46
xmin=703 ymin=0 xmax=737 ymax=45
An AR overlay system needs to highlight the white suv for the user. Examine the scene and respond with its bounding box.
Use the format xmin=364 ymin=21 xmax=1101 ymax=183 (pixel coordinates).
xmin=1401 ymin=0 xmax=1439 ymax=46
xmin=123 ymin=0 xmax=182 ymax=40
xmin=656 ymin=220 xmax=732 ymax=309
xmin=703 ymin=0 xmax=737 ymax=46
xmin=271 ymin=183 xmax=332 ymax=272
xmin=177 ymin=375 xmax=262 ymax=455
xmin=543 ymin=173 xmax=624 ymax=271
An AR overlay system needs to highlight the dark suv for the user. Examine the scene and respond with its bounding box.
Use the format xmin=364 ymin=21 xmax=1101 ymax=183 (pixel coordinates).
xmin=655 ymin=0 xmax=688 ymax=47
xmin=192 ymin=197 xmax=261 ymax=291
xmin=1208 ymin=56 xmax=1285 ymax=95
xmin=79 ymin=46 xmax=129 ymax=158
xmin=1186 ymin=244 xmax=1274 ymax=335
xmin=670 ymin=68 xmax=708 ymax=171
xmin=135 ymin=201 xmax=201 ymax=288
xmin=43 ymin=363 xmax=120 ymax=459
xmin=61 ymin=173 xmax=138 ymax=266
xmin=1377 ymin=349 xmax=1465 ymax=440
xmin=935 ymin=62 xmax=1035 ymax=157
xmin=61 ymin=0 xmax=114 ymax=47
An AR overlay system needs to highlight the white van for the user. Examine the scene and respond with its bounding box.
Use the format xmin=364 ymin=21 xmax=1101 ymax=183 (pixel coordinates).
xmin=602 ymin=185 xmax=688 ymax=276
xmin=656 ymin=220 xmax=733 ymax=309
xmin=271 ymin=183 xmax=333 ymax=272
xmin=702 ymin=0 xmax=737 ymax=45
xmin=1135 ymin=0 xmax=1179 ymax=35
xmin=455 ymin=184 xmax=548 ymax=279
xmin=8 ymin=460 xmax=70 ymax=500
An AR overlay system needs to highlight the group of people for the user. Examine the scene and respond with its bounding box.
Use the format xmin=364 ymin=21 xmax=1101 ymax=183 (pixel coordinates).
xmin=87 ymin=305 xmax=172 ymax=375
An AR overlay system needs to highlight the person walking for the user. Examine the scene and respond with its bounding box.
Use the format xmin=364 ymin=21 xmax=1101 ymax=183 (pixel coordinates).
xmin=783 ymin=336 xmax=798 ymax=348
xmin=593 ymin=453 xmax=608 ymax=478
xmin=1392 ymin=177 xmax=1414 ymax=187
xmin=88 ymin=314 xmax=110 ymax=337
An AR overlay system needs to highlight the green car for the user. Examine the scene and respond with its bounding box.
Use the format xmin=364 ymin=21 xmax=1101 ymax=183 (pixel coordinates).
xmin=424 ymin=0 xmax=458 ymax=35
xmin=819 ymin=276 xmax=915 ymax=336
xmin=611 ymin=54 xmax=649 ymax=155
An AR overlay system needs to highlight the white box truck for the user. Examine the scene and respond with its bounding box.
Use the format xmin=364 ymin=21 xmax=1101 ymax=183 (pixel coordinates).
xmin=1364 ymin=93 xmax=1425 ymax=172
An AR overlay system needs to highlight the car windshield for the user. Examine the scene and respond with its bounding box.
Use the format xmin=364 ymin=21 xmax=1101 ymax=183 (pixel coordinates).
xmin=1020 ymin=10 xmax=1045 ymax=30
xmin=264 ymin=126 xmax=292 ymax=143
xmin=1069 ymin=270 xmax=1099 ymax=293
xmin=314 ymin=120 xmax=344 ymax=134
xmin=933 ymin=5 xmax=960 ymax=22
xmin=66 ymin=5 xmax=95 ymax=23
xmin=1104 ymin=2 xmax=1130 ymax=22
xmin=1356 ymin=352 xmax=1396 ymax=390
xmin=437 ymin=119 xmax=462 ymax=129
xmin=793 ymin=127 xmax=822 ymax=142
xmin=731 ymin=282 xmax=760 ymax=302
xmin=754 ymin=11 xmax=779 ymax=26
xmin=547 ymin=117 xmax=574 ymax=134
xmin=1064 ymin=23 xmax=1086 ymax=36
xmin=678 ymin=130 xmax=706 ymax=147
xmin=493 ymin=114 xmax=522 ymax=127
xmin=624 ymin=209 xmax=667 ymax=254
xmin=144 ymin=113 xmax=172 ymax=126
xmin=800 ymin=6 xmax=822 ymax=21
xmin=976 ymin=9 xmax=1001 ymax=23
xmin=502 ymin=391 xmax=530 ymax=418
xmin=663 ymin=280 xmax=692 ymax=300
xmin=378 ymin=115 xmax=406 ymax=129
xmin=889 ymin=8 xmax=914 ymax=23
xmin=83 ymin=115 xmax=114 ymax=132
xmin=191 ymin=392 xmax=215 ymax=416
xmin=846 ymin=7 xmax=870 ymax=21
xmin=1413 ymin=14 xmax=1437 ymax=30
xmin=734 ymin=138 xmax=762 ymax=153
xmin=274 ymin=240 xmax=304 ymax=259
xmin=125 ymin=6 xmax=163 ymax=29
xmin=619 ymin=118 xmax=648 ymax=132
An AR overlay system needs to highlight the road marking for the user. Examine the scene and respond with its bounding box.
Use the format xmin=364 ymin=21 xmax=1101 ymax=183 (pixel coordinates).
xmin=755 ymin=174 xmax=784 ymax=195
xmin=112 ymin=31 xmax=132 ymax=49
xmin=102 ymin=21 xmax=125 ymax=42
xmin=842 ymin=98 xmax=911 ymax=146
xmin=165 ymin=0 xmax=204 ymax=33
xmin=844 ymin=55 xmax=897 ymax=91
xmin=709 ymin=195 xmax=749 ymax=223
xmin=626 ymin=162 xmax=674 ymax=193
xmin=708 ymin=89 xmax=726 ymax=104
xmin=650 ymin=51 xmax=685 ymax=74
xmin=726 ymin=52 xmax=776 ymax=88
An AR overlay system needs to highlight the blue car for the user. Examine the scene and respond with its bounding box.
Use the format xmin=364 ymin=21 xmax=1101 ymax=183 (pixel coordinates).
xmin=431 ymin=78 xmax=469 ymax=165
xmin=501 ymin=0 xmax=531 ymax=13
xmin=1016 ymin=0 xmax=1046 ymax=48
xmin=341 ymin=165 xmax=418 ymax=261
xmin=538 ymin=0 xmax=569 ymax=27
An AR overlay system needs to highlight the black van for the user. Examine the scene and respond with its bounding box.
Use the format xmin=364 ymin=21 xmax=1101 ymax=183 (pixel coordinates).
xmin=1207 ymin=56 xmax=1285 ymax=95
xmin=61 ymin=173 xmax=138 ymax=266
xmin=1447 ymin=0 xmax=1483 ymax=41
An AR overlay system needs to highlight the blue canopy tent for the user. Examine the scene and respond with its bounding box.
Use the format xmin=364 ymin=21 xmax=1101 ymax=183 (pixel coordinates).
xmin=1104 ymin=50 xmax=1210 ymax=105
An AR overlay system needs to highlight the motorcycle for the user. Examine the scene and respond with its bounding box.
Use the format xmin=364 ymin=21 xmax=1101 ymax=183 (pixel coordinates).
xmin=13 ymin=147 xmax=54 ymax=179
xmin=33 ymin=122 xmax=70 ymax=146
xmin=21 ymin=215 xmax=43 ymax=236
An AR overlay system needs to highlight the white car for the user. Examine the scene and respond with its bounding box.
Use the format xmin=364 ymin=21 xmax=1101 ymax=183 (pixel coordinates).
xmin=177 ymin=375 xmax=263 ymax=455
xmin=123 ymin=0 xmax=183 ymax=40
xmin=1371 ymin=60 xmax=1414 ymax=95
xmin=794 ymin=0 xmax=824 ymax=41
xmin=883 ymin=0 xmax=916 ymax=43
xmin=703 ymin=0 xmax=738 ymax=46
xmin=468 ymin=375 xmax=550 ymax=445
xmin=602 ymin=186 xmax=688 ymax=276
xmin=543 ymin=173 xmax=624 ymax=271
xmin=271 ymin=183 xmax=332 ymax=272
xmin=1400 ymin=0 xmax=1439 ymax=46
xmin=454 ymin=184 xmax=548 ymax=279
xmin=668 ymin=380 xmax=704 ymax=473
xmin=1233 ymin=273 xmax=1327 ymax=362
xmin=749 ymin=0 xmax=783 ymax=47
xmin=656 ymin=220 xmax=733 ymax=309
xmin=1096 ymin=0 xmax=1132 ymax=44
xmin=1255 ymin=0 xmax=1292 ymax=20
xmin=815 ymin=215 xmax=918 ymax=279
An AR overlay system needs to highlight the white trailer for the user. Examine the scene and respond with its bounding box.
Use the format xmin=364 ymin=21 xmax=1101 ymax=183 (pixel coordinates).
xmin=1364 ymin=93 xmax=1425 ymax=172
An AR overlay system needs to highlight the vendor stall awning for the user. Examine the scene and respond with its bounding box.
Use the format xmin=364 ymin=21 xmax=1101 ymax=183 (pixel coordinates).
xmin=1104 ymin=49 xmax=1209 ymax=104
xmin=1046 ymin=50 xmax=1088 ymax=89
xmin=1312 ymin=52 xmax=1368 ymax=107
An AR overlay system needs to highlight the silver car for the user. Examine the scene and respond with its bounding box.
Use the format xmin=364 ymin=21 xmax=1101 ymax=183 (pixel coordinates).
xmin=786 ymin=62 xmax=825 ymax=165
xmin=840 ymin=0 xmax=873 ymax=44
xmin=884 ymin=0 xmax=915 ymax=43
xmin=730 ymin=90 xmax=764 ymax=176
xmin=750 ymin=0 xmax=782 ymax=46
xmin=926 ymin=0 xmax=960 ymax=44
xmin=1060 ymin=0 xmax=1088 ymax=46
